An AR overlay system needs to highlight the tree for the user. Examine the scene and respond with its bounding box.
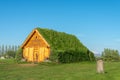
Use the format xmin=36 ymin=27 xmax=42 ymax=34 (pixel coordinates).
xmin=15 ymin=48 xmax=23 ymax=62
xmin=6 ymin=50 xmax=16 ymax=58
xmin=102 ymin=48 xmax=119 ymax=61
xmin=5 ymin=45 xmax=8 ymax=54
xmin=0 ymin=46 xmax=1 ymax=55
xmin=8 ymin=45 xmax=11 ymax=51
xmin=15 ymin=45 xmax=18 ymax=52
xmin=12 ymin=45 xmax=15 ymax=51
xmin=1 ymin=44 xmax=4 ymax=55
xmin=0 ymin=45 xmax=20 ymax=57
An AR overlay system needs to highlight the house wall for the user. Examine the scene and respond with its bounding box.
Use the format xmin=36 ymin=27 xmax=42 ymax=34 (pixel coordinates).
xmin=23 ymin=31 xmax=50 ymax=62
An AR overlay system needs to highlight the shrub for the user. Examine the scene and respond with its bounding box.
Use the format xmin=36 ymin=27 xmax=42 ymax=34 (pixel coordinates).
xmin=49 ymin=50 xmax=63 ymax=62
xmin=102 ymin=48 xmax=119 ymax=61
xmin=89 ymin=51 xmax=95 ymax=61
xmin=6 ymin=50 xmax=16 ymax=58
xmin=15 ymin=48 xmax=23 ymax=62
xmin=57 ymin=50 xmax=93 ymax=63
xmin=0 ymin=59 xmax=16 ymax=64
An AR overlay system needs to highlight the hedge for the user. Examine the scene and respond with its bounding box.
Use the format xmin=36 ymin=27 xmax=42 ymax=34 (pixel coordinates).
xmin=15 ymin=48 xmax=23 ymax=62
xmin=57 ymin=50 xmax=95 ymax=63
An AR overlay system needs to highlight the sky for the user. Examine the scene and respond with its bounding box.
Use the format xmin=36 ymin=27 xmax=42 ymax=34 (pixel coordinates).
xmin=0 ymin=0 xmax=120 ymax=54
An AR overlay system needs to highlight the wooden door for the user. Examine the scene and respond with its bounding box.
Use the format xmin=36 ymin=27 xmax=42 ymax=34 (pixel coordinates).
xmin=33 ymin=47 xmax=39 ymax=62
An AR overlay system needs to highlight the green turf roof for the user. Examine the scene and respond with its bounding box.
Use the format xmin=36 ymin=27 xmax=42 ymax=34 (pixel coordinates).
xmin=36 ymin=27 xmax=88 ymax=52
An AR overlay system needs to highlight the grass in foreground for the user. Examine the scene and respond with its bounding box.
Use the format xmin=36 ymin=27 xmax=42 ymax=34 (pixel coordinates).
xmin=0 ymin=60 xmax=120 ymax=80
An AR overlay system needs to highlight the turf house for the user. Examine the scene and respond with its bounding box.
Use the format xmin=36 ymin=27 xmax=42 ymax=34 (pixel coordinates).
xmin=21 ymin=28 xmax=95 ymax=63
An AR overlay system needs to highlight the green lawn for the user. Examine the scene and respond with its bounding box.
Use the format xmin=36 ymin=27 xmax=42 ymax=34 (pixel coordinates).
xmin=0 ymin=60 xmax=120 ymax=80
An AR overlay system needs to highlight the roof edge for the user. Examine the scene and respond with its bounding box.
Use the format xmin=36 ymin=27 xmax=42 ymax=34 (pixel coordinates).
xmin=21 ymin=28 xmax=50 ymax=48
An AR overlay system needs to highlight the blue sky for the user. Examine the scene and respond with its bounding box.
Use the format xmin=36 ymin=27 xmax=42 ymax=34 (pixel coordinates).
xmin=0 ymin=0 xmax=120 ymax=54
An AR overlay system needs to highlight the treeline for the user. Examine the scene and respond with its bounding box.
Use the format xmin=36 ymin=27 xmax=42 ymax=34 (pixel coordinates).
xmin=0 ymin=45 xmax=19 ymax=58
xmin=101 ymin=48 xmax=120 ymax=61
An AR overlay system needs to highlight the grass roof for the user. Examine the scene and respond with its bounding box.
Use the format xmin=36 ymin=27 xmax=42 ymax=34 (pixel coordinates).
xmin=36 ymin=27 xmax=89 ymax=52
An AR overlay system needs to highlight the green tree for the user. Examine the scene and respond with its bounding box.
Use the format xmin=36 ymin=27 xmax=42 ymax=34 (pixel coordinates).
xmin=15 ymin=48 xmax=23 ymax=62
xmin=102 ymin=48 xmax=119 ymax=61
xmin=1 ymin=44 xmax=4 ymax=55
xmin=0 ymin=46 xmax=1 ymax=55
xmin=6 ymin=50 xmax=16 ymax=58
xmin=8 ymin=45 xmax=11 ymax=51
xmin=15 ymin=45 xmax=18 ymax=52
xmin=12 ymin=45 xmax=15 ymax=51
xmin=5 ymin=45 xmax=8 ymax=54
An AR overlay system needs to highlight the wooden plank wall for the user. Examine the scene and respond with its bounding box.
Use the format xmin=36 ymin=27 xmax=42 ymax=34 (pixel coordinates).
xmin=22 ymin=30 xmax=50 ymax=62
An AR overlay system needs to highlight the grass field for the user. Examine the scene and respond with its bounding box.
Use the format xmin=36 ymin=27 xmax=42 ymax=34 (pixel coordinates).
xmin=0 ymin=59 xmax=120 ymax=80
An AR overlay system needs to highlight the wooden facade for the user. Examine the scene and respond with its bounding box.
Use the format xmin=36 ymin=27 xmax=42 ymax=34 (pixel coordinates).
xmin=21 ymin=29 xmax=50 ymax=62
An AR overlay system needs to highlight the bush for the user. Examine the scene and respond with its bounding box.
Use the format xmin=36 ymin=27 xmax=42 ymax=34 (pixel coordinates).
xmin=102 ymin=48 xmax=119 ymax=61
xmin=15 ymin=48 xmax=23 ymax=62
xmin=6 ymin=50 xmax=16 ymax=58
xmin=87 ymin=50 xmax=95 ymax=61
xmin=0 ymin=59 xmax=16 ymax=64
xmin=57 ymin=50 xmax=93 ymax=63
xmin=49 ymin=50 xmax=63 ymax=62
